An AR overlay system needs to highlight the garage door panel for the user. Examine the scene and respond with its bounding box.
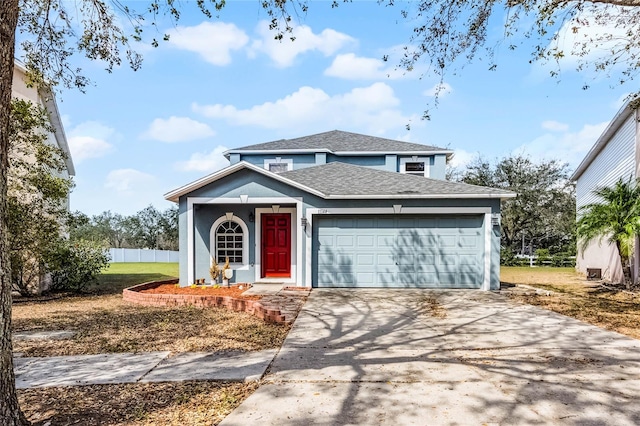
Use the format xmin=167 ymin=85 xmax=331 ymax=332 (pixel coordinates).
xmin=314 ymin=215 xmax=485 ymax=288
xmin=336 ymin=253 xmax=353 ymax=266
xmin=357 ymin=272 xmax=375 ymax=284
xmin=417 ymin=254 xmax=436 ymax=265
xmin=377 ymin=273 xmax=397 ymax=285
xmin=377 ymin=235 xmax=395 ymax=247
xmin=414 ymin=273 xmax=437 ymax=285
xmin=317 ymin=273 xmax=335 ymax=285
xmin=376 ymin=253 xmax=395 ymax=266
xmin=356 ymin=253 xmax=375 ymax=266
xmin=336 ymin=235 xmax=355 ymax=247
xmin=336 ymin=273 xmax=355 ymax=285
xmin=459 ymin=254 xmax=479 ymax=265
xmin=417 ymin=236 xmax=438 ymax=247
xmin=357 ymin=235 xmax=375 ymax=247
xmin=459 ymin=236 xmax=480 ymax=248
xmin=437 ymin=272 xmax=457 ymax=286
xmin=438 ymin=235 xmax=456 ymax=248
xmin=440 ymin=255 xmax=457 ymax=265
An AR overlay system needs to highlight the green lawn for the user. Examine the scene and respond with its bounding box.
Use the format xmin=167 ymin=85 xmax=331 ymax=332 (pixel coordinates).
xmin=92 ymin=262 xmax=179 ymax=294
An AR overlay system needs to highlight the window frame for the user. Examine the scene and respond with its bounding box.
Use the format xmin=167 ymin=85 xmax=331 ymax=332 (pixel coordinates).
xmin=400 ymin=156 xmax=430 ymax=177
xmin=264 ymin=157 xmax=293 ymax=173
xmin=210 ymin=216 xmax=249 ymax=268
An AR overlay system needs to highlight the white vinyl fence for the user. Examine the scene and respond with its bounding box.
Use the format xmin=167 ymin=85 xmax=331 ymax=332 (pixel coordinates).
xmin=109 ymin=248 xmax=179 ymax=263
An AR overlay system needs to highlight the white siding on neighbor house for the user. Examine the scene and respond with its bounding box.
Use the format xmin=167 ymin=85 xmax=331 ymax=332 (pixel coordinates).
xmin=576 ymin=114 xmax=636 ymax=210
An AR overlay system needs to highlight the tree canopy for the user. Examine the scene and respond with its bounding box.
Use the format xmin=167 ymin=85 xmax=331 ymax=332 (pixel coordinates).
xmin=69 ymin=205 xmax=178 ymax=250
xmin=454 ymin=154 xmax=576 ymax=256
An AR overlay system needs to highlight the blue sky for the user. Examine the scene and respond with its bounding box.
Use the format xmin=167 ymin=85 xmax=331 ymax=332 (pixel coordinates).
xmin=50 ymin=1 xmax=632 ymax=216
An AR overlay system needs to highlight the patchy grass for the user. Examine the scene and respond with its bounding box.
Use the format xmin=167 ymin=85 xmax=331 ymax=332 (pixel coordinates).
xmin=19 ymin=381 xmax=258 ymax=426
xmin=12 ymin=263 xmax=290 ymax=356
xmin=502 ymin=266 xmax=640 ymax=340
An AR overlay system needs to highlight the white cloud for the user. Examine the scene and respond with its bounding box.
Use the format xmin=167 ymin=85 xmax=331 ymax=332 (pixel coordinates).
xmin=67 ymin=121 xmax=115 ymax=163
xmin=174 ymin=145 xmax=229 ymax=172
xmin=249 ymin=21 xmax=355 ymax=67
xmin=448 ymin=149 xmax=476 ymax=169
xmin=104 ymin=169 xmax=155 ymax=195
xmin=516 ymin=121 xmax=609 ymax=168
xmin=167 ymin=22 xmax=249 ymax=66
xmin=324 ymin=53 xmax=412 ymax=80
xmin=423 ymin=83 xmax=453 ymax=98
xmin=142 ymin=116 xmax=215 ymax=143
xmin=541 ymin=120 xmax=569 ymax=132
xmin=192 ymin=82 xmax=419 ymax=134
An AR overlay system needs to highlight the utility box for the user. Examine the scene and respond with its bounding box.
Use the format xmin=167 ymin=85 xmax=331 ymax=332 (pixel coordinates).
xmin=586 ymin=268 xmax=602 ymax=280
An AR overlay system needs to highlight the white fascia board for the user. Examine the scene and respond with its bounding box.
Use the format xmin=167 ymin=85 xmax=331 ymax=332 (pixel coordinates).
xmin=333 ymin=150 xmax=454 ymax=157
xmin=164 ymin=161 xmax=326 ymax=202
xmin=571 ymin=102 xmax=635 ymax=181
xmin=223 ymin=148 xmax=454 ymax=159
xmin=324 ymin=193 xmax=516 ymax=200
xmin=42 ymin=89 xmax=75 ymax=176
xmin=224 ymin=148 xmax=331 ymax=158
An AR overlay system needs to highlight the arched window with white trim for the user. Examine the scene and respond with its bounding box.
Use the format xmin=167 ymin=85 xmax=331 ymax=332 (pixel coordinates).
xmin=210 ymin=216 xmax=248 ymax=267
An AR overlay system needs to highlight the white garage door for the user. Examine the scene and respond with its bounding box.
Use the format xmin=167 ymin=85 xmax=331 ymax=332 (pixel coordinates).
xmin=313 ymin=215 xmax=485 ymax=288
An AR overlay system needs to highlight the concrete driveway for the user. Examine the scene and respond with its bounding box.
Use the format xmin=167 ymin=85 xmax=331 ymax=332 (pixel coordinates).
xmin=221 ymin=289 xmax=640 ymax=425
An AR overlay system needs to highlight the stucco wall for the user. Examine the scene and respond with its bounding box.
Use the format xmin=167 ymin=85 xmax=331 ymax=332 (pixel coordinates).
xmin=576 ymin=238 xmax=623 ymax=283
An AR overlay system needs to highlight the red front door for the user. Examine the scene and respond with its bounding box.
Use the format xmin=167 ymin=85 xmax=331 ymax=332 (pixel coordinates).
xmin=261 ymin=213 xmax=291 ymax=278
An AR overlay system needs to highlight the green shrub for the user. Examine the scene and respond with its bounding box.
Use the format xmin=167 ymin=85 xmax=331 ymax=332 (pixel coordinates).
xmin=534 ymin=248 xmax=551 ymax=266
xmin=48 ymin=240 xmax=111 ymax=293
xmin=500 ymin=247 xmax=516 ymax=266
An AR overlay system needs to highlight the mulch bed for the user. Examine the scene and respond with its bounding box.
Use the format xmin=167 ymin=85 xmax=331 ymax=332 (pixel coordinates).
xmin=139 ymin=284 xmax=262 ymax=300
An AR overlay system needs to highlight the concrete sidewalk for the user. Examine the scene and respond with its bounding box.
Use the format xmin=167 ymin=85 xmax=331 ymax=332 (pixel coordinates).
xmin=14 ymin=349 xmax=277 ymax=389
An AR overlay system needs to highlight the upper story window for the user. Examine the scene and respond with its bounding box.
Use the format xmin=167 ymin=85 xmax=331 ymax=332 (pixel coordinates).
xmin=264 ymin=157 xmax=292 ymax=174
xmin=404 ymin=162 xmax=425 ymax=176
xmin=400 ymin=157 xmax=430 ymax=177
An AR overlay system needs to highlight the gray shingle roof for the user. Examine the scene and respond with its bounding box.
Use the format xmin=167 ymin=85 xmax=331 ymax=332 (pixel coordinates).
xmin=280 ymin=162 xmax=513 ymax=198
xmin=227 ymin=130 xmax=450 ymax=154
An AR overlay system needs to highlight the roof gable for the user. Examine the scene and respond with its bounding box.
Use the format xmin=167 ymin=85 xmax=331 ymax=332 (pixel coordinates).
xmin=225 ymin=130 xmax=452 ymax=158
xmin=571 ymin=100 xmax=637 ymax=181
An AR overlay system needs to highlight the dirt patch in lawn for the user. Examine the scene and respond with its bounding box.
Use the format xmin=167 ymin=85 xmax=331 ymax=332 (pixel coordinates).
xmin=140 ymin=283 xmax=261 ymax=300
xmin=19 ymin=381 xmax=258 ymax=426
xmin=12 ymin=294 xmax=290 ymax=357
xmin=502 ymin=267 xmax=640 ymax=340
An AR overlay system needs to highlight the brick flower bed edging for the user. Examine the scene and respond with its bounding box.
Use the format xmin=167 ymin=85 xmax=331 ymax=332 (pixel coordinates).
xmin=122 ymin=279 xmax=287 ymax=324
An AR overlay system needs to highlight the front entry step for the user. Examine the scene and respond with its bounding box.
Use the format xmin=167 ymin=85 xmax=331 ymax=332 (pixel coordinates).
xmin=244 ymin=283 xmax=285 ymax=295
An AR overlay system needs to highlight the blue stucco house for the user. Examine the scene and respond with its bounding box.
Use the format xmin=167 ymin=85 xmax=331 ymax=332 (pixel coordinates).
xmin=165 ymin=130 xmax=515 ymax=290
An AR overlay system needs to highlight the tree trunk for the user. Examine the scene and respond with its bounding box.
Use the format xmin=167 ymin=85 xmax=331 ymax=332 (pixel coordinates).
xmin=1 ymin=2 xmax=30 ymax=425
xmin=616 ymin=241 xmax=633 ymax=291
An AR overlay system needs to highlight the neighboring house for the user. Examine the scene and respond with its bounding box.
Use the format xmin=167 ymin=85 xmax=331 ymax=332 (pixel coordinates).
xmin=12 ymin=60 xmax=75 ymax=192
xmin=11 ymin=60 xmax=75 ymax=293
xmin=165 ymin=130 xmax=515 ymax=290
xmin=571 ymin=101 xmax=640 ymax=283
